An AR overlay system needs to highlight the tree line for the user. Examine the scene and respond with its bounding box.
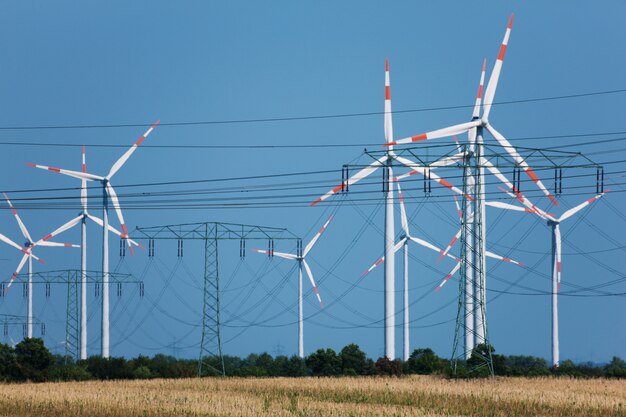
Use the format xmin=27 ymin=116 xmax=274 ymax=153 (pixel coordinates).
xmin=1 ymin=338 xmax=624 ymax=382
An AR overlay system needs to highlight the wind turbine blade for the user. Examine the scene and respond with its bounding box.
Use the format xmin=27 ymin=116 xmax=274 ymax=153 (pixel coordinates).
xmin=253 ymin=249 xmax=297 ymax=260
xmin=105 ymin=183 xmax=128 ymax=236
xmin=485 ymin=250 xmax=525 ymax=267
xmin=473 ymin=58 xmax=487 ymax=120
xmin=409 ymin=236 xmax=458 ymax=262
xmin=486 ymin=124 xmax=558 ymax=206
xmin=0 ymin=232 xmax=25 ymax=252
xmin=86 ymin=214 xmax=141 ymax=248
xmin=395 ymin=180 xmax=409 ymax=236
xmin=302 ymin=259 xmax=323 ymax=308
xmin=303 ymin=215 xmax=334 ymax=257
xmin=394 ymin=156 xmax=473 ymax=200
xmin=35 ymin=215 xmax=83 ymax=246
xmin=361 ymin=239 xmax=406 ymax=278
xmin=26 ymin=163 xmax=103 ymax=181
xmin=558 ymin=193 xmax=605 ymax=223
xmin=438 ymin=227 xmax=461 ymax=263
xmin=36 ymin=241 xmax=80 ymax=248
xmin=3 ymin=193 xmax=32 ymax=243
xmin=81 ymin=145 xmax=88 ymax=212
xmin=435 ymin=261 xmax=461 ymax=292
xmin=384 ymin=59 xmax=393 ymax=144
xmin=107 ymin=120 xmax=160 ymax=179
xmin=485 ymin=200 xmax=533 ymax=212
xmin=482 ymin=14 xmax=514 ymax=120
xmin=482 ymin=157 xmax=554 ymax=221
xmin=311 ymin=156 xmax=387 ymax=206
xmin=386 ymin=120 xmax=480 ymax=147
xmin=453 ymin=136 xmax=462 ymax=154
xmin=5 ymin=253 xmax=30 ymax=294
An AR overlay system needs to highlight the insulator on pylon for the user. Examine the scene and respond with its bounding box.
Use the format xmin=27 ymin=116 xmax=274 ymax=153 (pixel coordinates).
xmin=239 ymin=239 xmax=246 ymax=259
xmin=95 ymin=282 xmax=100 ymax=297
xmin=41 ymin=323 xmax=45 ymax=336
xmin=3 ymin=322 xmax=7 ymax=336
xmin=22 ymin=324 xmax=26 ymax=338
xmin=23 ymin=283 xmax=27 ymax=298
xmin=139 ymin=281 xmax=145 ymax=298
xmin=117 ymin=282 xmax=122 ymax=297
xmin=45 ymin=282 xmax=51 ymax=298
xmin=120 ymin=239 xmax=126 ymax=257
xmin=296 ymin=239 xmax=303 ymax=258
xmin=596 ymin=166 xmax=604 ymax=194
xmin=148 ymin=239 xmax=155 ymax=257
xmin=0 ymin=282 xmax=4 ymax=297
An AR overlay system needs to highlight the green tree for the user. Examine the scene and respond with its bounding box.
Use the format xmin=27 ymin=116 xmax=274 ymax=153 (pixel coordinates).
xmin=0 ymin=343 xmax=17 ymax=381
xmin=305 ymin=348 xmax=341 ymax=376
xmin=406 ymin=348 xmax=442 ymax=374
xmin=340 ymin=344 xmax=367 ymax=375
xmin=605 ymin=356 xmax=626 ymax=378
xmin=15 ymin=338 xmax=53 ymax=382
xmin=374 ymin=357 xmax=403 ymax=376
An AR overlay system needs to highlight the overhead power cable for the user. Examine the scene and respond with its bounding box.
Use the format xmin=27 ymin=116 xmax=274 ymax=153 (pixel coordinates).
xmin=0 ymin=87 xmax=624 ymax=131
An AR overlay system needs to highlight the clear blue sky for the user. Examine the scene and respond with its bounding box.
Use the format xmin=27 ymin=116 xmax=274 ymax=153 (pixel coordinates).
xmin=0 ymin=1 xmax=624 ymax=362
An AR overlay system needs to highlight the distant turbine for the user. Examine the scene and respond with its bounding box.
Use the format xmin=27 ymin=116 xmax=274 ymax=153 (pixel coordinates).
xmin=28 ymin=121 xmax=158 ymax=357
xmin=2 ymin=194 xmax=79 ymax=338
xmin=256 ymin=215 xmax=333 ymax=358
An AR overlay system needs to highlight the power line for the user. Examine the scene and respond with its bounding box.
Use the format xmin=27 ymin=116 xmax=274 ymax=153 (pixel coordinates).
xmin=0 ymin=87 xmax=623 ymax=132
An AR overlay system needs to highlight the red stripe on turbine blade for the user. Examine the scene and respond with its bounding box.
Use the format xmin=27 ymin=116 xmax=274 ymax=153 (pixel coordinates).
xmin=43 ymin=234 xmax=53 ymax=241
xmin=438 ymin=179 xmax=453 ymax=189
xmin=411 ymin=134 xmax=427 ymax=142
xmin=548 ymin=195 xmax=559 ymax=206
xmin=465 ymin=194 xmax=475 ymax=201
xmin=557 ymin=282 xmax=561 ymax=293
xmin=508 ymin=13 xmax=514 ymax=29
xmin=385 ymin=58 xmax=389 ymax=72
xmin=385 ymin=86 xmax=390 ymax=100
xmin=318 ymin=226 xmax=325 ymax=234
xmin=375 ymin=258 xmax=383 ymax=266
xmin=408 ymin=171 xmax=418 ymax=177
xmin=383 ymin=141 xmax=396 ymax=147
xmin=310 ymin=198 xmax=322 ymax=207
xmin=82 ymin=164 xmax=86 ymax=173
xmin=135 ymin=137 xmax=146 ymax=146
xmin=503 ymin=257 xmax=512 ymax=263
xmin=398 ymin=192 xmax=404 ymax=203
xmin=587 ymin=196 xmax=598 ymax=204
xmin=129 ymin=244 xmax=135 ymax=256
xmin=497 ymin=44 xmax=507 ymax=61
xmin=48 ymin=167 xmax=61 ymax=173
xmin=557 ymin=261 xmax=561 ymax=272
xmin=26 ymin=163 xmax=36 ymax=167
xmin=313 ymin=287 xmax=319 ymax=295
xmin=10 ymin=208 xmax=17 ymax=215
xmin=332 ymin=184 xmax=344 ymax=194
xmin=434 ymin=286 xmax=441 ymax=292
xmin=477 ymin=85 xmax=483 ymax=99
xmin=121 ymin=224 xmax=129 ymax=237
xmin=64 ymin=244 xmax=72 ymax=247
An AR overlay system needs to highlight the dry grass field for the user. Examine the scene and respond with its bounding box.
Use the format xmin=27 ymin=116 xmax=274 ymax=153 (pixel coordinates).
xmin=0 ymin=375 xmax=623 ymax=417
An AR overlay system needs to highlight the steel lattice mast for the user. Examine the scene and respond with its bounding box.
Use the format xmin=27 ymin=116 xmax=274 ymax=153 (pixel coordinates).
xmin=133 ymin=221 xmax=300 ymax=376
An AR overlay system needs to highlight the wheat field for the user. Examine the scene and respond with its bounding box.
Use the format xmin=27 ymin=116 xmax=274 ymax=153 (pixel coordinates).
xmin=0 ymin=376 xmax=623 ymax=417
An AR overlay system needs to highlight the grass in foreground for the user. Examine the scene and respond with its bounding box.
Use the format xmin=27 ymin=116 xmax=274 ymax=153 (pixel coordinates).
xmin=0 ymin=375 xmax=623 ymax=417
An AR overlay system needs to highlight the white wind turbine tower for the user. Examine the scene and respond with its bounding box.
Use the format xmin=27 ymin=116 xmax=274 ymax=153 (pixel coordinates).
xmin=255 ymin=215 xmax=333 ymax=358
xmin=27 ymin=120 xmax=159 ymax=357
xmin=2 ymin=194 xmax=79 ymax=338
xmin=311 ymin=60 xmax=466 ymax=359
xmin=495 ymin=188 xmax=606 ymax=367
xmin=28 ymin=146 xmax=141 ymax=359
xmin=360 ymin=179 xmax=459 ymax=361
xmin=387 ymin=14 xmax=559 ymax=354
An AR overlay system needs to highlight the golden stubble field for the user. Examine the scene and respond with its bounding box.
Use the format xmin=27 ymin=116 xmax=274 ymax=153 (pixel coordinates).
xmin=0 ymin=376 xmax=623 ymax=417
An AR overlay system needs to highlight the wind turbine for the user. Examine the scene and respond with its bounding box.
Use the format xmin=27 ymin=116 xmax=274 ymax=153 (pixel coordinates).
xmin=495 ymin=187 xmax=606 ymax=367
xmin=28 ymin=145 xmax=141 ymax=359
xmin=311 ymin=60 xmax=464 ymax=359
xmin=255 ymin=215 xmax=333 ymax=358
xmin=1 ymin=194 xmax=79 ymax=338
xmin=360 ymin=179 xmax=459 ymax=361
xmin=27 ymin=120 xmax=159 ymax=357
